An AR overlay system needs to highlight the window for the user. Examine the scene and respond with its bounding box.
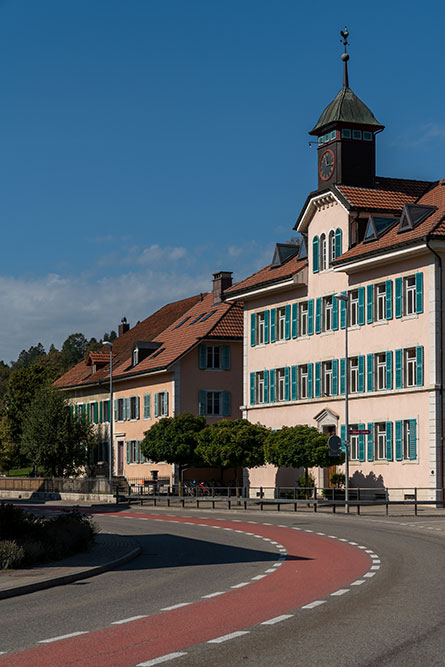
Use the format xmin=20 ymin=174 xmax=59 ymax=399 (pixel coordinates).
xmin=328 ymin=230 xmax=335 ymax=267
xmin=116 ymin=398 xmax=124 ymax=421
xmin=175 ymin=316 xmax=190 ymax=328
xmin=322 ymin=361 xmax=332 ymax=396
xmin=349 ymin=290 xmax=359 ymax=326
xmin=405 ymin=348 xmax=417 ymax=387
xmin=277 ymin=307 xmax=286 ymax=341
xmin=143 ymin=394 xmax=151 ymax=419
xmin=87 ymin=403 xmax=95 ymax=422
xmin=128 ymin=440 xmax=139 ymax=464
xmin=363 ymin=131 xmax=372 ymax=141
xmin=375 ymin=283 xmax=386 ymax=321
xmin=132 ymin=348 xmax=139 ymax=366
xmin=101 ymin=400 xmax=110 ymax=423
xmin=404 ymin=276 xmax=416 ymax=316
xmin=349 ymin=424 xmax=359 ymax=460
xmin=403 ymin=421 xmax=411 ymax=460
xmin=130 ymin=396 xmax=139 ymax=420
xmin=320 ymin=234 xmax=327 ymax=271
xmin=190 ymin=313 xmax=206 ymax=324
xmin=299 ymin=365 xmax=308 ymax=399
xmin=299 ymin=302 xmax=308 ymax=336
xmin=277 ymin=368 xmax=286 ymax=401
xmin=207 ymin=345 xmax=221 ymax=369
xmin=375 ymin=423 xmax=386 ymax=460
xmin=155 ymin=392 xmax=169 ymax=417
xmin=256 ymin=312 xmax=266 ymax=345
xmin=206 ymin=391 xmax=221 ymax=416
xmin=255 ymin=371 xmax=265 ymax=404
xmin=342 ymin=128 xmax=351 ymax=139
xmin=349 ymin=357 xmax=359 ymax=393
xmin=323 ymin=296 xmax=333 ymax=332
xmin=376 ymin=353 xmax=386 ymax=391
xmin=352 ymin=129 xmax=362 ymax=140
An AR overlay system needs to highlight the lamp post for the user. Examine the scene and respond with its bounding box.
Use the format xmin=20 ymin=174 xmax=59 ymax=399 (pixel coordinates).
xmin=334 ymin=292 xmax=350 ymax=513
xmin=103 ymin=341 xmax=114 ymax=486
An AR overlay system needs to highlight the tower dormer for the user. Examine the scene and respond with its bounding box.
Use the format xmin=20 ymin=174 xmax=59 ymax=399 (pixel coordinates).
xmin=309 ymin=28 xmax=384 ymax=191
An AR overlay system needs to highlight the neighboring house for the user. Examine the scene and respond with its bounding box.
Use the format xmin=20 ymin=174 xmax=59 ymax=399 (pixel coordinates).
xmin=224 ymin=49 xmax=445 ymax=498
xmin=55 ymin=273 xmax=243 ymax=484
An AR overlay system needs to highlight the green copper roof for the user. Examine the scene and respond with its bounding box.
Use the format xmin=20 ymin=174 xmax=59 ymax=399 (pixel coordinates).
xmin=310 ymin=86 xmax=384 ymax=135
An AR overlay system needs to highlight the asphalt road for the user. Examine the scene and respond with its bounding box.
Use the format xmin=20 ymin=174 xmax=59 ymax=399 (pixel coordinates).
xmin=1 ymin=506 xmax=444 ymax=666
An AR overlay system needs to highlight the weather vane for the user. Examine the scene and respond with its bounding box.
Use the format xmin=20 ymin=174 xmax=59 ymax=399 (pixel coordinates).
xmin=340 ymin=27 xmax=350 ymax=88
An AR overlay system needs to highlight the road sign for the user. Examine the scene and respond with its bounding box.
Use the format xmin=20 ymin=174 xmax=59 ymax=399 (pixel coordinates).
xmin=349 ymin=429 xmax=371 ymax=435
xmin=328 ymin=434 xmax=342 ymax=457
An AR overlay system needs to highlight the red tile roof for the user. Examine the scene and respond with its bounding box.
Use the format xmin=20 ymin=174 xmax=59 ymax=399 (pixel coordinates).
xmin=55 ymin=293 xmax=243 ymax=389
xmin=336 ymin=177 xmax=433 ymax=212
xmin=224 ymin=256 xmax=307 ymax=297
xmin=87 ymin=352 xmax=111 ymax=365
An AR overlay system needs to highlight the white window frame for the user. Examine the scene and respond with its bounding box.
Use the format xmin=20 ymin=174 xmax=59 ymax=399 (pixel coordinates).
xmin=375 ymin=422 xmax=386 ymax=460
xmin=130 ymin=396 xmax=139 ymax=420
xmin=404 ymin=276 xmax=416 ymax=316
xmin=276 ymin=368 xmax=286 ymax=401
xmin=322 ymin=361 xmax=332 ymax=396
xmin=349 ymin=424 xmax=359 ymax=461
xmin=299 ymin=365 xmax=308 ymax=399
xmin=328 ymin=229 xmax=335 ymax=267
xmin=256 ymin=312 xmax=266 ymax=345
xmin=349 ymin=289 xmax=359 ymax=326
xmin=299 ymin=302 xmax=308 ymax=336
xmin=129 ymin=440 xmax=139 ymax=464
xmin=376 ymin=283 xmax=386 ymax=322
xmin=403 ymin=420 xmax=411 ymax=460
xmin=376 ymin=353 xmax=386 ymax=391
xmin=206 ymin=391 xmax=222 ymax=416
xmin=405 ymin=348 xmax=417 ymax=387
xmin=349 ymin=357 xmax=359 ymax=393
xmin=277 ymin=307 xmax=286 ymax=341
xmin=323 ymin=296 xmax=333 ymax=332
xmin=320 ymin=234 xmax=327 ymax=271
xmin=255 ymin=371 xmax=265 ymax=404
xmin=156 ymin=392 xmax=168 ymax=417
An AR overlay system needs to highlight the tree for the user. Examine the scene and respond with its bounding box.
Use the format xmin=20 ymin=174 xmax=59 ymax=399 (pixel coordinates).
xmin=264 ymin=425 xmax=340 ymax=487
xmin=13 ymin=343 xmax=46 ymax=369
xmin=61 ymin=333 xmax=89 ymax=368
xmin=20 ymin=387 xmax=96 ymax=477
xmin=196 ymin=419 xmax=268 ymax=486
xmin=141 ymin=413 xmax=206 ymax=484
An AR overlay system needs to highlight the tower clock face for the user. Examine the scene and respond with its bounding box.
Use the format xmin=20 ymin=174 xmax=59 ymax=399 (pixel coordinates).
xmin=319 ymin=149 xmax=335 ymax=181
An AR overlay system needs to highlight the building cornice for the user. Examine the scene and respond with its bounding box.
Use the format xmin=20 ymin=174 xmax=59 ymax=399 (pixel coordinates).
xmin=295 ymin=188 xmax=349 ymax=234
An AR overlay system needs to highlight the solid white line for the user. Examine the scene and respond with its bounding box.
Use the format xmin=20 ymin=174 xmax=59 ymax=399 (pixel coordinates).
xmin=208 ymin=631 xmax=249 ymax=644
xmin=261 ymin=614 xmax=293 ymax=625
xmin=351 ymin=580 xmax=365 ymax=585
xmin=231 ymin=582 xmax=249 ymax=589
xmin=251 ymin=574 xmax=267 ymax=580
xmin=202 ymin=591 xmax=225 ymax=598
xmin=160 ymin=603 xmax=191 ymax=611
xmin=39 ymin=632 xmax=88 ymax=643
xmin=137 ymin=652 xmax=188 ymax=666
xmin=331 ymin=589 xmax=350 ymax=596
xmin=302 ymin=600 xmax=325 ymax=609
xmin=112 ymin=615 xmax=147 ymax=625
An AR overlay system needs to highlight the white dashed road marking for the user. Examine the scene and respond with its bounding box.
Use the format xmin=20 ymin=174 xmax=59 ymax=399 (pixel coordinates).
xmin=39 ymin=632 xmax=88 ymax=643
xmin=112 ymin=615 xmax=147 ymax=625
xmin=208 ymin=631 xmax=250 ymax=644
xmin=137 ymin=652 xmax=188 ymax=666
xmin=302 ymin=600 xmax=326 ymax=609
xmin=160 ymin=603 xmax=191 ymax=611
xmin=261 ymin=614 xmax=293 ymax=625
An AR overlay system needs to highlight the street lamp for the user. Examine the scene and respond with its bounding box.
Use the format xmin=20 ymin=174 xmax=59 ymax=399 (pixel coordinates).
xmin=333 ymin=292 xmax=350 ymax=513
xmin=102 ymin=341 xmax=114 ymax=486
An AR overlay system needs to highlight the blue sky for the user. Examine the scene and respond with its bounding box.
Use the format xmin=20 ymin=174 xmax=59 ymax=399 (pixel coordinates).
xmin=1 ymin=0 xmax=444 ymax=361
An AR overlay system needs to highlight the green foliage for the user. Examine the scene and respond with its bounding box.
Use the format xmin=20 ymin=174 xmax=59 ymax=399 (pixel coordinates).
xmin=297 ymin=472 xmax=315 ymax=488
xmin=141 ymin=413 xmax=206 ymax=467
xmin=265 ymin=425 xmax=338 ymax=469
xmin=196 ymin=419 xmax=268 ymax=470
xmin=61 ymin=333 xmax=89 ymax=368
xmin=0 ymin=540 xmax=25 ymax=569
xmin=20 ymin=387 xmax=96 ymax=477
xmin=330 ymin=472 xmax=345 ymax=488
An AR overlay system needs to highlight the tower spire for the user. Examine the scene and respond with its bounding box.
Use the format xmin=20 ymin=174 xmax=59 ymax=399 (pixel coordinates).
xmin=340 ymin=27 xmax=349 ymax=88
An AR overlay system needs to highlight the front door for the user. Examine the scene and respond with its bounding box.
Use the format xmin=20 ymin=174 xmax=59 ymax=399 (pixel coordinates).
xmin=117 ymin=441 xmax=124 ymax=476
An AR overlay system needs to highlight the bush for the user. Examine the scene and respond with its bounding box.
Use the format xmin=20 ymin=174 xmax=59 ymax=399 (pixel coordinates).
xmin=0 ymin=540 xmax=25 ymax=569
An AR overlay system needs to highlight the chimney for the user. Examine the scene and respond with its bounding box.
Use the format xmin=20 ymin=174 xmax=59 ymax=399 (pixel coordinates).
xmin=118 ymin=317 xmax=130 ymax=337
xmin=212 ymin=271 xmax=233 ymax=304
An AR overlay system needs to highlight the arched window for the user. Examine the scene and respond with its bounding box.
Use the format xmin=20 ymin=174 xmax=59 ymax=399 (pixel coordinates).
xmin=328 ymin=230 xmax=335 ymax=266
xmin=320 ymin=234 xmax=327 ymax=271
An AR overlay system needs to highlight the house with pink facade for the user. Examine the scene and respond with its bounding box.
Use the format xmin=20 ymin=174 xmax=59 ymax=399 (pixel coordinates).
xmin=224 ymin=48 xmax=445 ymax=499
xmin=55 ymin=273 xmax=243 ymax=486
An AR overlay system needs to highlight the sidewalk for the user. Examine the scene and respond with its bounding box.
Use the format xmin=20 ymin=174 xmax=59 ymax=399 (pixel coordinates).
xmin=0 ymin=533 xmax=141 ymax=600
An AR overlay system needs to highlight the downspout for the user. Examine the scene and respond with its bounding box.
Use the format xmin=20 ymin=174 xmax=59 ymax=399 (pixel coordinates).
xmin=426 ymin=239 xmax=444 ymax=501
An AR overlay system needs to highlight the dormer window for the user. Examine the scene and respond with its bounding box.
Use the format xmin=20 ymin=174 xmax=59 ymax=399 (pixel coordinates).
xmin=398 ymin=204 xmax=436 ymax=233
xmin=364 ymin=216 xmax=397 ymax=242
xmin=132 ymin=348 xmax=139 ymax=366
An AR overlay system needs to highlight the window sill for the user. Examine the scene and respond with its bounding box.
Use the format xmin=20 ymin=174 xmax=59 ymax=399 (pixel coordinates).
xmin=372 ymin=320 xmax=388 ymax=327
xmin=320 ymin=330 xmax=334 ymax=337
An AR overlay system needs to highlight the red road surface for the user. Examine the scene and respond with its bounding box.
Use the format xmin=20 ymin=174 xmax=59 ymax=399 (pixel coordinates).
xmin=1 ymin=512 xmax=371 ymax=666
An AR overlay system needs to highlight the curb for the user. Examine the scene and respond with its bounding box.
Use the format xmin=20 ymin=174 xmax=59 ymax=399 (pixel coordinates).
xmin=0 ymin=543 xmax=142 ymax=600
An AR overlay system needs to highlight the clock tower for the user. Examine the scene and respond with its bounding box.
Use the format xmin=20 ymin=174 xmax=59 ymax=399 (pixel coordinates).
xmin=309 ymin=28 xmax=384 ymax=191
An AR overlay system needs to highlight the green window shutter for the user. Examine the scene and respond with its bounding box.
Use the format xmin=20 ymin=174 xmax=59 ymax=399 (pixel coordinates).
xmin=308 ymin=300 xmax=314 ymax=336
xmin=334 ymin=227 xmax=342 ymax=258
xmin=340 ymin=358 xmax=346 ymax=395
xmin=250 ymin=313 xmax=256 ymax=347
xmin=367 ymin=423 xmax=374 ymax=461
xmin=314 ymin=362 xmax=321 ymax=398
xmin=199 ymin=344 xmax=207 ymax=369
xmin=139 ymin=441 xmax=144 ymax=464
xmin=270 ymin=369 xmax=276 ymax=403
xmin=358 ymin=286 xmax=365 ymax=325
xmin=94 ymin=402 xmax=98 ymax=424
xmin=144 ymin=394 xmax=151 ymax=419
xmin=264 ymin=370 xmax=269 ymax=403
xmin=222 ymin=391 xmax=231 ymax=416
xmin=99 ymin=401 xmax=103 ymax=423
xmin=386 ymin=421 xmax=393 ymax=461
xmin=81 ymin=403 xmax=86 ymax=417
xmin=125 ymin=397 xmax=131 ymax=420
xmin=416 ymin=346 xmax=423 ymax=386
xmin=164 ymin=393 xmax=169 ymax=416
xmin=291 ymin=303 xmax=298 ymax=338
xmin=416 ymin=273 xmax=423 ymax=314
xmin=315 ymin=298 xmax=322 ymax=334
xmin=340 ymin=424 xmax=346 ymax=444
xmin=367 ymin=285 xmax=374 ymax=324
xmin=340 ymin=297 xmax=347 ymax=329
xmin=409 ymin=419 xmax=417 ymax=460
xmin=367 ymin=353 xmax=374 ymax=392
xmin=386 ymin=351 xmax=393 ymax=390
xmin=313 ymin=235 xmax=319 ymax=273
xmin=135 ymin=396 xmax=140 ymax=420
xmin=264 ymin=310 xmax=270 ymax=344
xmin=285 ymin=305 xmax=291 ymax=340
xmin=291 ymin=365 xmax=298 ymax=400
xmin=114 ymin=399 xmax=118 ymax=421
xmin=386 ymin=280 xmax=393 ymax=320
xmin=126 ymin=442 xmax=131 ymax=464
xmin=395 ymin=420 xmax=403 ymax=460
xmin=395 ymin=278 xmax=403 ymax=318
xmin=107 ymin=400 xmax=111 ymax=422
xmin=358 ymin=355 xmax=365 ymax=392
xmin=395 ymin=349 xmax=403 ymax=389
xmin=284 ymin=367 xmax=290 ymax=401
xmin=307 ymin=364 xmax=314 ymax=399
xmin=270 ymin=308 xmax=276 ymax=343
xmin=250 ymin=373 xmax=256 ymax=405
xmin=332 ymin=359 xmax=338 ymax=395
xmin=222 ymin=345 xmax=231 ymax=370
xmin=332 ymin=297 xmax=339 ymax=331
xmin=358 ymin=423 xmax=365 ymax=462
xmin=154 ymin=393 xmax=159 ymax=418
